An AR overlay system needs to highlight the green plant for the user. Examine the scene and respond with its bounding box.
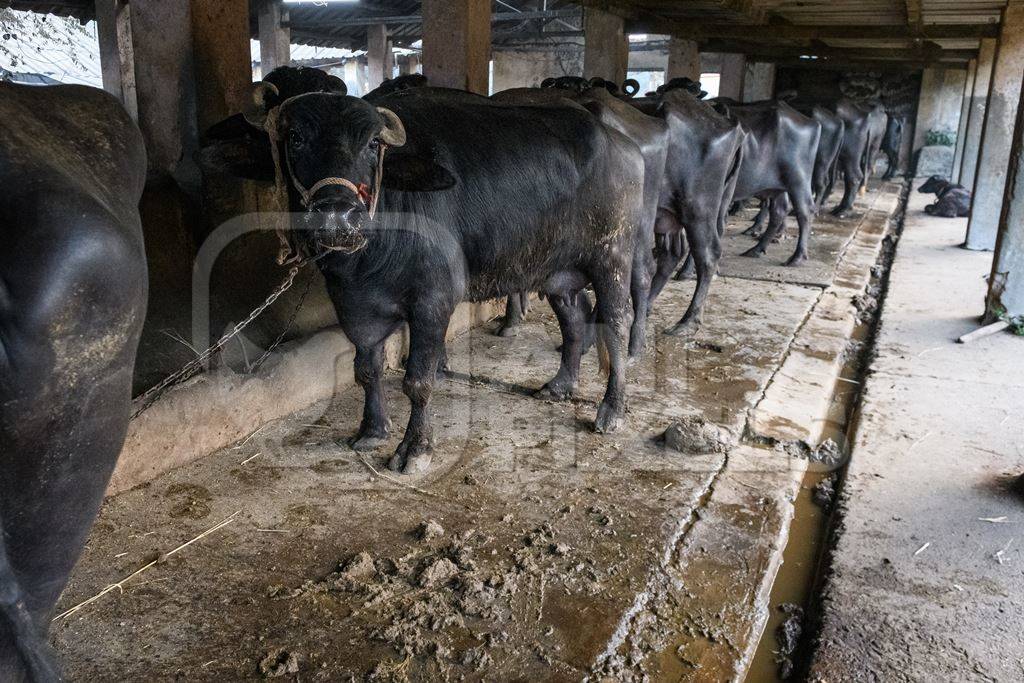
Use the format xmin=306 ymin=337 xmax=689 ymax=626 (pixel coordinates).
xmin=925 ymin=129 xmax=957 ymax=147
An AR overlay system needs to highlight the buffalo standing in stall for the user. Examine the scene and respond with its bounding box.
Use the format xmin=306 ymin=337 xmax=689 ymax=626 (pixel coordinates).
xmin=711 ymin=98 xmax=821 ymax=266
xmin=744 ymin=103 xmax=844 ymax=237
xmin=832 ymin=99 xmax=888 ymax=217
xmin=203 ymin=87 xmax=646 ymax=474
xmin=881 ymin=116 xmax=905 ymax=180
xmin=0 ymin=84 xmax=147 ymax=681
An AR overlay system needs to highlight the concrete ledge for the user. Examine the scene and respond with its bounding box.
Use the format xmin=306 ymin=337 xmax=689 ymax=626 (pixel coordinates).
xmin=109 ymin=299 xmax=505 ymax=495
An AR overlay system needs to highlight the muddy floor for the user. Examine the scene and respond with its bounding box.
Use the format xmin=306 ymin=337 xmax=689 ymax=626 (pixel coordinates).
xmin=53 ymin=186 xmax=896 ymax=682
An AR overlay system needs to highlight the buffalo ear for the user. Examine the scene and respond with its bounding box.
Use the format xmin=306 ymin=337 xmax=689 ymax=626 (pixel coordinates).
xmin=382 ymin=152 xmax=456 ymax=192
xmin=198 ymin=134 xmax=276 ymax=183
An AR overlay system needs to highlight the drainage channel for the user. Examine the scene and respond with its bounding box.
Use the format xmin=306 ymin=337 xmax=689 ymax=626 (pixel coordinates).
xmin=743 ymin=182 xmax=908 ymax=682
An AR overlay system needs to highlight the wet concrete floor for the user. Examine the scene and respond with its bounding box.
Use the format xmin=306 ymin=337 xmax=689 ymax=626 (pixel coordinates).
xmin=53 ymin=184 xmax=900 ymax=681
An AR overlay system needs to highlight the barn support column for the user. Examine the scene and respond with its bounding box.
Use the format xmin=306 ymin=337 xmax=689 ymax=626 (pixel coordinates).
xmin=257 ymin=0 xmax=290 ymax=78
xmin=967 ymin=3 xmax=1024 ymax=251
xmin=959 ymin=39 xmax=997 ymax=188
xmin=96 ymin=0 xmax=138 ymax=120
xmin=742 ymin=61 xmax=775 ymax=102
xmin=952 ymin=59 xmax=978 ymax=181
xmin=421 ymin=0 xmax=491 ymax=94
xmin=666 ymin=37 xmax=700 ymax=81
xmin=718 ymin=53 xmax=746 ymax=100
xmin=367 ymin=24 xmax=391 ymax=89
xmin=583 ymin=7 xmax=628 ymax=85
xmin=912 ymin=67 xmax=968 ymax=177
xmin=988 ymin=83 xmax=1024 ymax=320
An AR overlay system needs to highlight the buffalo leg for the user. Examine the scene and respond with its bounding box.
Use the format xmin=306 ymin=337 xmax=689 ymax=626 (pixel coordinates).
xmin=667 ymin=213 xmax=721 ymax=337
xmin=350 ymin=343 xmax=390 ymax=451
xmin=786 ymin=186 xmax=814 ymax=266
xmin=743 ymin=193 xmax=789 ymax=258
xmin=673 ymin=254 xmax=695 ymax=281
xmin=591 ymin=271 xmax=631 ymax=434
xmin=388 ymin=312 xmax=450 ymax=474
xmin=648 ymin=229 xmax=685 ymax=310
xmin=832 ymin=161 xmax=862 ymax=217
xmin=495 ymin=293 xmax=527 ymax=337
xmin=628 ymin=230 xmax=654 ymax=360
xmin=535 ymin=292 xmax=587 ymax=401
xmin=744 ymin=200 xmax=769 ymax=236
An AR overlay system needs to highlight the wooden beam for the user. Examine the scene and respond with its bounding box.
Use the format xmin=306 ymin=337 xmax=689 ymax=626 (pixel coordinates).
xmin=626 ymin=21 xmax=1001 ymax=41
xmin=906 ymin=0 xmax=923 ymax=31
xmin=700 ymin=39 xmax=977 ymax=63
xmin=770 ymin=57 xmax=969 ymax=72
xmin=284 ymin=8 xmax=581 ymax=29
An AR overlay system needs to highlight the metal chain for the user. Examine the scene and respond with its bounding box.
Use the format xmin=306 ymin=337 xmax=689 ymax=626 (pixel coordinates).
xmin=130 ymin=255 xmax=321 ymax=420
xmin=249 ymin=268 xmax=315 ymax=374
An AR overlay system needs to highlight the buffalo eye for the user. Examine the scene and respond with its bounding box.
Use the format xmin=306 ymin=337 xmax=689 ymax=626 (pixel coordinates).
xmin=368 ymin=138 xmax=381 ymax=151
xmin=288 ymin=129 xmax=308 ymax=149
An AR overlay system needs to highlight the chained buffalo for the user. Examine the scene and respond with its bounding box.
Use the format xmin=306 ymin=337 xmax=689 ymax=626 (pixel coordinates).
xmin=1 ymin=83 xmax=147 ymax=681
xmin=881 ymin=116 xmax=905 ymax=180
xmin=203 ymin=87 xmax=645 ymax=474
xmin=919 ymin=175 xmax=972 ymax=217
xmin=711 ymin=98 xmax=820 ymax=266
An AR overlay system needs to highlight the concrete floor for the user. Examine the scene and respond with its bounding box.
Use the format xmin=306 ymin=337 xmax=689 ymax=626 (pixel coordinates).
xmin=52 ymin=183 xmax=899 ymax=681
xmin=808 ymin=186 xmax=1024 ymax=682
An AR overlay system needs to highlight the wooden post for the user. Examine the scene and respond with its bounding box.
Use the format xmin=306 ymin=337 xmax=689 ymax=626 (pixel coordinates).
xmin=667 ymin=37 xmax=700 ymax=81
xmin=421 ymin=0 xmax=491 ymax=94
xmin=967 ymin=3 xmax=1024 ymax=251
xmin=257 ymin=0 xmax=290 ymax=77
xmin=583 ymin=7 xmax=628 ymax=86
xmin=367 ymin=24 xmax=389 ymax=88
xmin=719 ymin=53 xmax=746 ymax=100
xmin=95 ymin=0 xmax=138 ymax=121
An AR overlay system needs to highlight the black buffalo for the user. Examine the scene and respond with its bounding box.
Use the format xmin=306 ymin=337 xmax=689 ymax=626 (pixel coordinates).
xmin=832 ymin=99 xmax=887 ymax=217
xmin=490 ymin=84 xmax=662 ymax=352
xmin=631 ymin=87 xmax=745 ymax=334
xmin=919 ymin=175 xmax=972 ymax=217
xmin=881 ymin=116 xmax=905 ymax=180
xmin=745 ymin=104 xmax=844 ymax=237
xmin=1 ymin=83 xmax=147 ymax=680
xmin=203 ymin=87 xmax=646 ymax=474
xmin=711 ymin=98 xmax=820 ymax=266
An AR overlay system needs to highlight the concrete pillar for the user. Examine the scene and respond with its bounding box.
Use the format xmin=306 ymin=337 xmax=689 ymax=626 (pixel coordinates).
xmin=719 ymin=53 xmax=746 ymax=100
xmin=952 ymin=58 xmax=978 ymax=181
xmin=666 ymin=37 xmax=700 ymax=81
xmin=742 ymin=61 xmax=775 ymax=102
xmin=960 ymin=39 xmax=997 ymax=189
xmin=421 ymin=0 xmax=491 ymax=93
xmin=583 ymin=7 xmax=628 ymax=86
xmin=408 ymin=55 xmax=420 ymax=75
xmin=257 ymin=0 xmax=290 ymax=77
xmin=191 ymin=0 xmax=252 ymax=135
xmin=967 ymin=3 xmax=1024 ymax=251
xmin=988 ymin=80 xmax=1024 ymax=318
xmin=367 ymin=24 xmax=389 ymax=89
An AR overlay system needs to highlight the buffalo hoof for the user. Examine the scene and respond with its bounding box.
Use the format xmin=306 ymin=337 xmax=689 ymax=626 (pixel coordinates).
xmin=664 ymin=320 xmax=699 ymax=338
xmin=831 ymin=207 xmax=851 ymax=219
xmin=594 ymin=401 xmax=624 ymax=434
xmin=741 ymin=246 xmax=765 ymax=258
xmin=388 ymin=436 xmax=432 ymax=474
xmin=534 ymin=381 xmax=575 ymax=402
xmin=784 ymin=252 xmax=808 ymax=267
xmin=495 ymin=321 xmax=520 ymax=338
xmin=350 ymin=431 xmax=389 ymax=452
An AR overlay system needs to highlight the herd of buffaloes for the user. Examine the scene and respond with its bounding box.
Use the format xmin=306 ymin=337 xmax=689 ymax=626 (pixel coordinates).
xmin=0 ymin=67 xmax=908 ymax=680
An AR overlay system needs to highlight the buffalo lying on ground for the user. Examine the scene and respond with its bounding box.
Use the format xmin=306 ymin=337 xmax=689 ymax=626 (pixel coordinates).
xmin=203 ymin=86 xmax=646 ymax=474
xmin=0 ymin=83 xmax=147 ymax=681
xmin=919 ymin=175 xmax=972 ymax=217
xmin=711 ymin=98 xmax=820 ymax=266
xmin=832 ymin=99 xmax=887 ymax=217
